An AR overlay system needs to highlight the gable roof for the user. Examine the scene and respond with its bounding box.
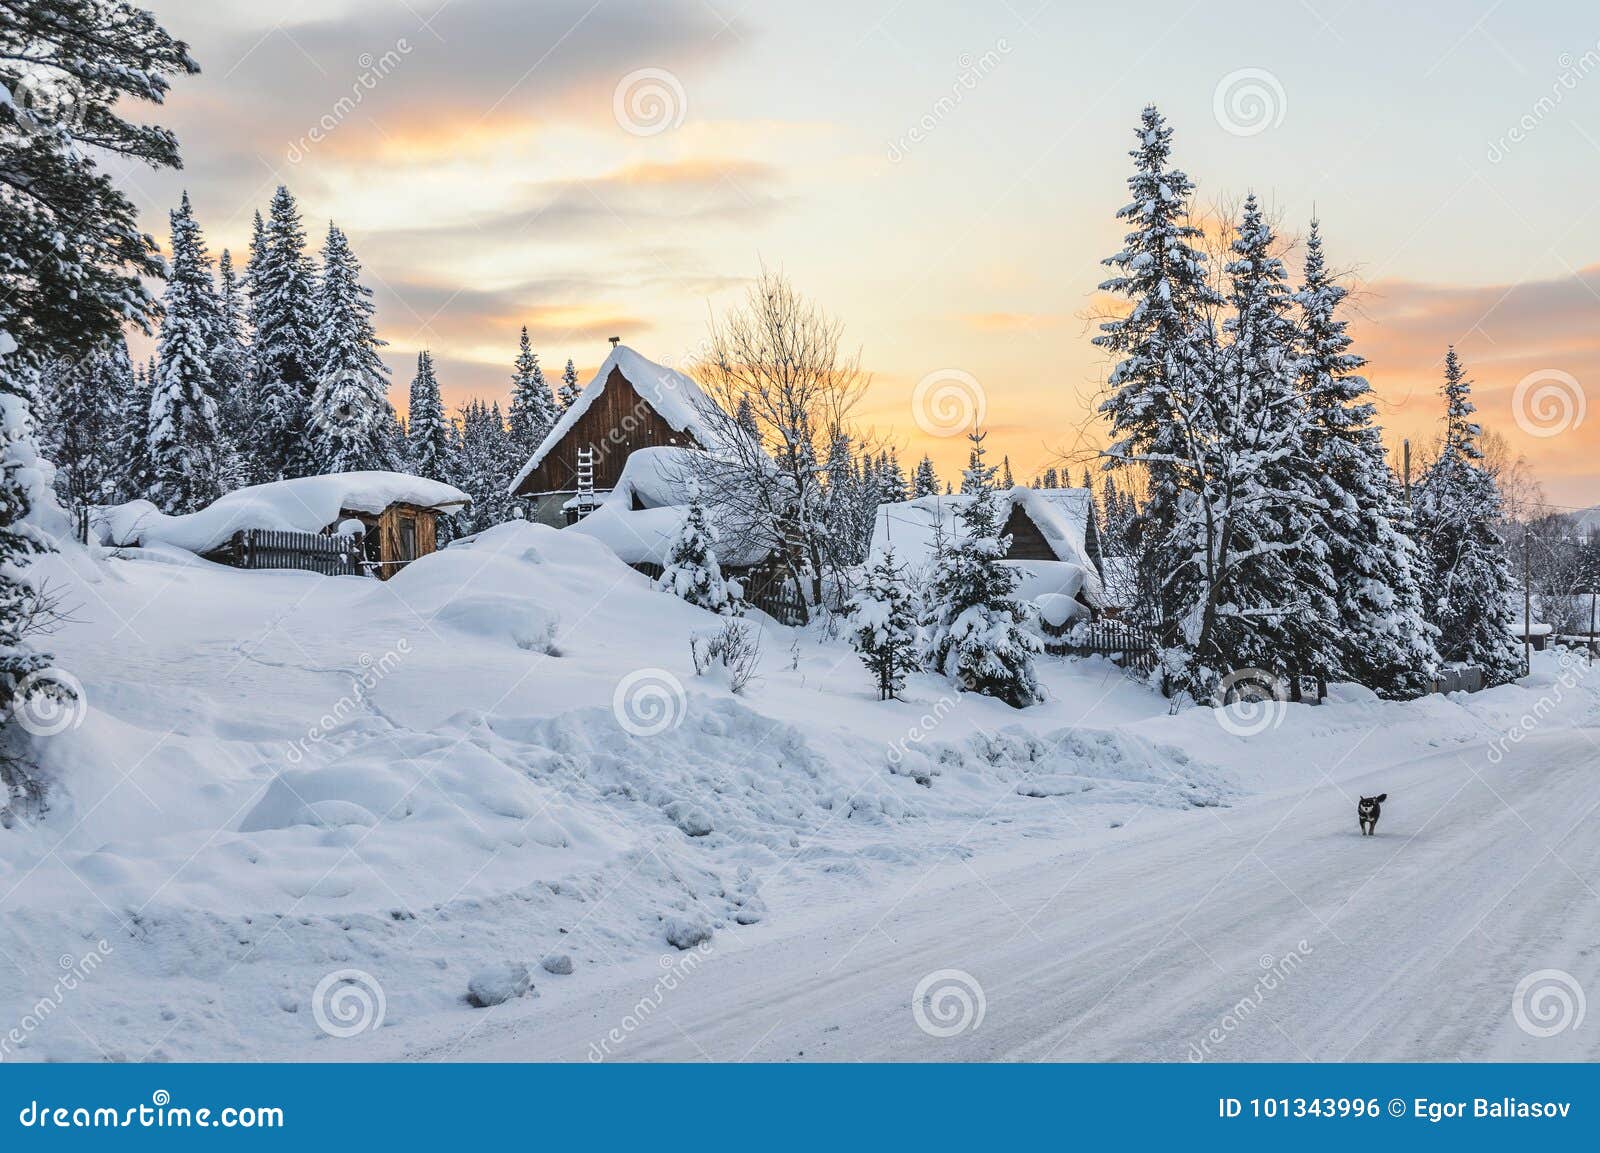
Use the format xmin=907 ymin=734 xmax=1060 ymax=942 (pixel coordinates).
xmin=507 ymin=344 xmax=721 ymax=495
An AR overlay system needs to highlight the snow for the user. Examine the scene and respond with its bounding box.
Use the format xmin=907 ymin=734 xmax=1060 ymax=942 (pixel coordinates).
xmin=567 ymin=447 xmax=770 ymax=569
xmin=90 ymin=471 xmax=469 ymax=554
xmin=467 ymin=963 xmax=532 ymax=1008
xmin=508 ymin=345 xmax=722 ymax=494
xmin=5 ymin=513 xmax=1599 ymax=1062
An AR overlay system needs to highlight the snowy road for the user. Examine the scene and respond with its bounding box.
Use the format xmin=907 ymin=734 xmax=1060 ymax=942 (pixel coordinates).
xmin=425 ymin=730 xmax=1600 ymax=1062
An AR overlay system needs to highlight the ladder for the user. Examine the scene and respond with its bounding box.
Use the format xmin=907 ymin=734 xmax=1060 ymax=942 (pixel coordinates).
xmin=575 ymin=446 xmax=597 ymax=517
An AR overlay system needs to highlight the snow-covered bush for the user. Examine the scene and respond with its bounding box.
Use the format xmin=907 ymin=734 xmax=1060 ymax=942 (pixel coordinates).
xmin=848 ymin=549 xmax=919 ymax=700
xmin=656 ymin=495 xmax=736 ymax=615
xmin=690 ymin=619 xmax=761 ymax=694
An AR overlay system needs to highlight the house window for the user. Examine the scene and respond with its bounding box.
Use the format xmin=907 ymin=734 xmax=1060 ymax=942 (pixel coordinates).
xmin=397 ymin=515 xmax=417 ymax=563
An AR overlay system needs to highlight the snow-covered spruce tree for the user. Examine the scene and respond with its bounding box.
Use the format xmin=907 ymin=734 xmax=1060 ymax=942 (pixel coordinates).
xmin=958 ymin=430 xmax=994 ymax=494
xmin=921 ymin=428 xmax=1041 ymax=707
xmin=250 ymin=186 xmax=319 ymax=480
xmin=656 ymin=490 xmax=735 ymax=614
xmin=51 ymin=336 xmax=131 ymax=513
xmin=113 ymin=359 xmax=156 ymax=502
xmin=212 ymin=247 xmax=252 ymax=465
xmin=307 ymin=223 xmax=397 ymax=474
xmin=1296 ymin=220 xmax=1438 ymax=697
xmin=878 ymin=449 xmax=909 ymax=504
xmin=1092 ymin=105 xmax=1218 ymax=653
xmin=912 ymin=453 xmax=939 ymax=498
xmin=406 ymin=350 xmax=455 ymax=481
xmin=557 ymin=358 xmax=581 ymax=410
xmin=451 ymin=398 xmax=511 ymax=532
xmin=1192 ymin=194 xmax=1341 ymax=696
xmin=1413 ymin=348 xmax=1523 ymax=684
xmin=1001 ymin=454 xmax=1015 ymax=488
xmin=848 ymin=548 xmax=919 ymax=700
xmin=0 ymin=0 xmax=194 ymax=782
xmin=507 ymin=326 xmax=559 ymax=463
xmin=148 ymin=192 xmax=228 ymax=513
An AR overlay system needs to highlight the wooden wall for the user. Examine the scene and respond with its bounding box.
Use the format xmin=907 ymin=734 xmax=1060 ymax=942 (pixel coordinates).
xmin=1000 ymin=503 xmax=1057 ymax=562
xmin=513 ymin=366 xmax=703 ymax=497
xmin=340 ymin=503 xmax=440 ymax=580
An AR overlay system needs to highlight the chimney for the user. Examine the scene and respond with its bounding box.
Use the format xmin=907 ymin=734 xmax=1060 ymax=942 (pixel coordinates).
xmin=609 ymin=335 xmax=620 ymax=348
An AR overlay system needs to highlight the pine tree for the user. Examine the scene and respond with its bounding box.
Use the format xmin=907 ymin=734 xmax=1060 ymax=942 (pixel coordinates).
xmin=1191 ymin=194 xmax=1339 ymax=697
xmin=1093 ymin=105 xmax=1219 ymax=647
xmin=848 ymin=549 xmax=919 ymax=700
xmin=1297 ymin=220 xmax=1438 ymax=697
xmin=921 ymin=428 xmax=1041 ymax=707
xmin=212 ymin=247 xmax=252 ymax=463
xmin=557 ymin=358 xmax=581 ymax=410
xmin=1040 ymin=466 xmax=1060 ymax=488
xmin=51 ymin=337 xmax=130 ymax=511
xmin=912 ymin=454 xmax=939 ymax=498
xmin=406 ymin=351 xmax=455 ymax=480
xmin=250 ymin=186 xmax=319 ymax=479
xmin=878 ymin=449 xmax=909 ymax=504
xmin=656 ymin=490 xmax=735 ymax=614
xmin=307 ymin=223 xmax=396 ymax=473
xmin=959 ymin=431 xmax=992 ymax=494
xmin=452 ymin=398 xmax=512 ymax=532
xmin=147 ymin=192 xmax=228 ymax=512
xmin=1001 ymin=455 xmax=1014 ymax=488
xmin=1414 ymin=348 xmax=1522 ymax=684
xmin=507 ymin=326 xmax=559 ymax=464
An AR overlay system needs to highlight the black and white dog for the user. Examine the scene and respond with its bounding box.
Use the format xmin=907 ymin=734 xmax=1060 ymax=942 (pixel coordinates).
xmin=1357 ymin=793 xmax=1386 ymax=836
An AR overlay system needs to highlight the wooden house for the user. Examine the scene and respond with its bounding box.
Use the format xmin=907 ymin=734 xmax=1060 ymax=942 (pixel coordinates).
xmin=508 ymin=343 xmax=722 ymax=526
xmin=869 ymin=487 xmax=1105 ymax=623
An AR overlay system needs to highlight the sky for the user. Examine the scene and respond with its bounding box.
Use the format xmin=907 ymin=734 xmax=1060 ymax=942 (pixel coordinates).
xmin=121 ymin=0 xmax=1600 ymax=508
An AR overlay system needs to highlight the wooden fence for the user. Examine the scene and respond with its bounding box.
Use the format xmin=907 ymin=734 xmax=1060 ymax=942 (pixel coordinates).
xmin=209 ymin=529 xmax=361 ymax=577
xmin=1046 ymin=617 xmax=1160 ymax=675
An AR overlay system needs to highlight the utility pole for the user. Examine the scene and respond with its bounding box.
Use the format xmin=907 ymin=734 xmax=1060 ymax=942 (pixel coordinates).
xmin=1402 ymin=438 xmax=1412 ymax=508
xmin=1523 ymin=525 xmax=1532 ymax=677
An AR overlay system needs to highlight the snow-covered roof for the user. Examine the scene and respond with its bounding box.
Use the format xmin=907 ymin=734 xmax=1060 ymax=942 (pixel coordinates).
xmin=92 ymin=472 xmax=469 ymax=554
xmin=871 ymin=487 xmax=1095 ymax=568
xmin=870 ymin=487 xmax=1103 ymax=607
xmin=508 ymin=345 xmax=721 ymax=494
xmin=567 ymin=448 xmax=769 ymax=568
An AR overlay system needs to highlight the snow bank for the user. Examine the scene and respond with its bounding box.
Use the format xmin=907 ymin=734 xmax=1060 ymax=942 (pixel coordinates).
xmin=92 ymin=472 xmax=469 ymax=554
